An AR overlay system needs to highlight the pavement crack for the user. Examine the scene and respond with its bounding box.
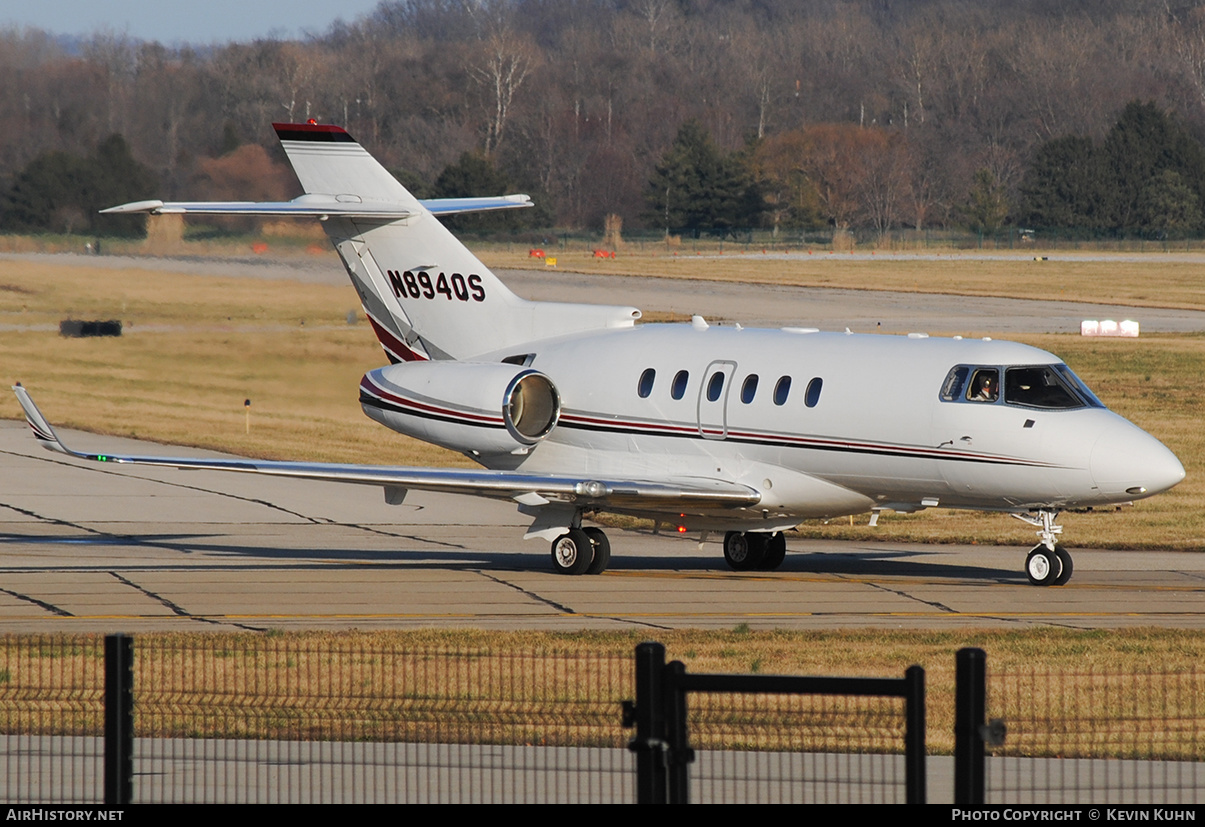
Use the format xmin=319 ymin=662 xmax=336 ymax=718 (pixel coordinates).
xmin=865 ymin=581 xmax=957 ymax=613
xmin=475 ymin=570 xmax=577 ymax=614
xmin=0 ymin=502 xmax=106 ymax=536
xmin=106 ymin=571 xmax=259 ymax=631
xmin=109 ymin=571 xmax=191 ymax=617
xmin=0 ymin=587 xmax=73 ymax=617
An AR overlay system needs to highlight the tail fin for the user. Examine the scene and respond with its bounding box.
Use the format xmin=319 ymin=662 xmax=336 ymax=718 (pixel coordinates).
xmin=273 ymin=123 xmax=640 ymax=362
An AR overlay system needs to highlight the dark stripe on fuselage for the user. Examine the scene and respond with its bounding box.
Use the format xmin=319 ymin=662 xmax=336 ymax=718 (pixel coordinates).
xmin=359 ymin=375 xmax=505 ymax=432
xmin=360 ymin=392 xmax=506 ymax=431
xmin=558 ymin=416 xmax=1054 ymax=468
xmin=361 ymin=388 xmax=1060 ymax=470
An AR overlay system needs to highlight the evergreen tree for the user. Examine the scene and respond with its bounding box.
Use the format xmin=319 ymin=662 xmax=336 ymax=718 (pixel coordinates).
xmin=963 ymin=169 xmax=1009 ymax=234
xmin=1137 ymin=169 xmax=1202 ymax=238
xmin=1099 ymin=101 xmax=1205 ymax=234
xmin=1 ymin=134 xmax=156 ymax=238
xmin=432 ymin=151 xmax=544 ymax=232
xmin=645 ymin=121 xmax=763 ymax=237
xmin=1018 ymin=136 xmax=1102 ymax=229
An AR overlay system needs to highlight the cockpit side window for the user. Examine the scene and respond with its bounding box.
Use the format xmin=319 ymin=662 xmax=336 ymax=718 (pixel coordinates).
xmin=1053 ymin=364 xmax=1105 ymax=408
xmin=1005 ymin=366 xmax=1086 ymax=409
xmin=940 ymin=366 xmax=969 ymax=401
xmin=966 ymin=368 xmax=999 ymax=402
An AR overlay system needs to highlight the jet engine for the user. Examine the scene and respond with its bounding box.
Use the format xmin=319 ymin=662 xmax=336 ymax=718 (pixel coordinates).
xmin=359 ymin=361 xmax=561 ymax=457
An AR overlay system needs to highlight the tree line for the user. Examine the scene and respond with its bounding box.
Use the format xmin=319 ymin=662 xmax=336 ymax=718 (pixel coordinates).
xmin=6 ymin=0 xmax=1205 ymax=238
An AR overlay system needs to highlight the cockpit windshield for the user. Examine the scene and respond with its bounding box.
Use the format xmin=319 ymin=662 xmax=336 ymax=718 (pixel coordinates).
xmin=940 ymin=364 xmax=1104 ymax=409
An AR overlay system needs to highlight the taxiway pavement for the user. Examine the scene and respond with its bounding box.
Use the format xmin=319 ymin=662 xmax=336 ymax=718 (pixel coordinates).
xmin=3 ymin=419 xmax=1203 ymax=632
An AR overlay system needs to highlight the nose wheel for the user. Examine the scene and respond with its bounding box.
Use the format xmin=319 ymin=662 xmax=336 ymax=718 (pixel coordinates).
xmin=1016 ymin=510 xmax=1075 ymax=586
xmin=1025 ymin=543 xmax=1073 ymax=586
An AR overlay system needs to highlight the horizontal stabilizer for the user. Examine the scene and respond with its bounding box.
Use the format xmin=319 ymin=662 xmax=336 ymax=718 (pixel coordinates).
xmin=101 ymin=194 xmax=532 ymax=219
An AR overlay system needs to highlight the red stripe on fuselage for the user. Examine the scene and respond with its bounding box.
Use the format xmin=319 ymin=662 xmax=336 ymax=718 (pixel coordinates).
xmin=359 ymin=375 xmax=504 ymax=427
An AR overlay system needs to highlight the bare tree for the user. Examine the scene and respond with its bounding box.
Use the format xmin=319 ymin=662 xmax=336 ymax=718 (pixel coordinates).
xmin=471 ymin=29 xmax=539 ymax=156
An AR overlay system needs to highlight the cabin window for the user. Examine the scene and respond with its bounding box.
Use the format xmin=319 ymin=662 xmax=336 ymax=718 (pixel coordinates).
xmin=805 ymin=377 xmax=823 ymax=408
xmin=706 ymin=371 xmax=725 ymax=402
xmin=1005 ymin=366 xmax=1084 ymax=409
xmin=671 ymin=370 xmax=689 ymax=400
xmin=773 ymin=376 xmax=791 ymax=406
xmin=741 ymin=374 xmax=759 ymax=404
xmin=638 ymin=368 xmax=655 ymax=398
xmin=966 ymin=368 xmax=999 ymax=402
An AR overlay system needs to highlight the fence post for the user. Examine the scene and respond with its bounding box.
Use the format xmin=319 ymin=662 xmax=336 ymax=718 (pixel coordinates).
xmin=954 ymin=647 xmax=987 ymax=805
xmin=104 ymin=634 xmax=134 ymax=806
xmin=631 ymin=642 xmax=668 ymax=804
xmin=664 ymin=660 xmax=692 ymax=805
xmin=903 ymin=664 xmax=926 ymax=804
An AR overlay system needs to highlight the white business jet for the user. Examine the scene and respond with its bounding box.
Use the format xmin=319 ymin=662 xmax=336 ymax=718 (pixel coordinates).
xmin=13 ymin=122 xmax=1185 ymax=585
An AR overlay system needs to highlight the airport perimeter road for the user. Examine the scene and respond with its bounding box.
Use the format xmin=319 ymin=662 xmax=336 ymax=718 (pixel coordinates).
xmin=11 ymin=252 xmax=1205 ymax=334
xmin=2 ymin=420 xmax=1203 ymax=633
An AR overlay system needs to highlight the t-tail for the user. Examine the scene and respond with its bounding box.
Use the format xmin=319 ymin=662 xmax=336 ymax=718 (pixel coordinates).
xmin=104 ymin=122 xmax=640 ymax=362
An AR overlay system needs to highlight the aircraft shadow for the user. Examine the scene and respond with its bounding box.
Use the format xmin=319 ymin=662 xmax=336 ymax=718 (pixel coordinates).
xmin=0 ymin=531 xmax=1021 ymax=582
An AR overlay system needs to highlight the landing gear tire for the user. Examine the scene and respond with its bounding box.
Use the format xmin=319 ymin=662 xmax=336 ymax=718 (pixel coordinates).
xmin=551 ymin=529 xmax=593 ymax=575
xmin=583 ymin=527 xmax=611 ymax=575
xmin=759 ymin=532 xmax=787 ymax=571
xmin=724 ymin=531 xmax=767 ymax=571
xmin=1025 ymin=545 xmax=1062 ymax=586
xmin=1053 ymin=544 xmax=1074 ymax=586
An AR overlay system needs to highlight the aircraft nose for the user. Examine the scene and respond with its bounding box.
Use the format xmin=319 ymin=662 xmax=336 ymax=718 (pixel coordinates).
xmin=1090 ymin=420 xmax=1185 ymax=500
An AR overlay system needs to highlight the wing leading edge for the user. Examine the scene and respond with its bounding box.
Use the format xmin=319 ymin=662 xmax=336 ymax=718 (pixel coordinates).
xmin=12 ymin=386 xmax=760 ymax=513
xmin=100 ymin=194 xmax=533 ymax=219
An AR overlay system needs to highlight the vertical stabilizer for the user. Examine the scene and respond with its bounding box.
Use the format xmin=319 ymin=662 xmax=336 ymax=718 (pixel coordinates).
xmin=273 ymin=123 xmax=639 ymax=362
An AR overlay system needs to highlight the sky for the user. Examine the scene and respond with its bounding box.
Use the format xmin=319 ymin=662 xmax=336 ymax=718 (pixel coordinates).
xmin=0 ymin=1 xmax=385 ymax=45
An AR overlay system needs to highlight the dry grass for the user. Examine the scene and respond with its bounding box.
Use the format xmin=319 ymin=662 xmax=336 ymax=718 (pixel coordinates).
xmin=0 ymin=259 xmax=469 ymax=467
xmin=480 ymin=248 xmax=1205 ymax=312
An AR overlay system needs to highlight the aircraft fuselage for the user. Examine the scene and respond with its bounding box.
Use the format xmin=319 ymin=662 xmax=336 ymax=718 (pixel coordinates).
xmin=363 ymin=323 xmax=1184 ymax=532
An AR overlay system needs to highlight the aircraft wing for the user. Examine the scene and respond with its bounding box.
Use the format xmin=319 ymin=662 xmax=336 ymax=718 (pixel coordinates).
xmin=13 ymin=386 xmax=760 ymax=512
xmin=101 ymin=194 xmax=532 ymax=219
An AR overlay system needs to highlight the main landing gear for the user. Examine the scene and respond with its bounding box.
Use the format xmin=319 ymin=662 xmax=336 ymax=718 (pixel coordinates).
xmin=550 ymin=526 xmax=611 ymax=575
xmin=1016 ymin=510 xmax=1074 ymax=586
xmin=723 ymin=531 xmax=787 ymax=572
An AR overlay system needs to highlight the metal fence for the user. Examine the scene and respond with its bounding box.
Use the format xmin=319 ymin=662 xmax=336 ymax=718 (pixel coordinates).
xmin=628 ymin=642 xmax=925 ymax=804
xmin=986 ymin=665 xmax=1205 ymax=805
xmin=1 ymin=634 xmax=634 ymax=804
xmin=0 ymin=635 xmax=105 ymax=803
xmin=4 ymin=635 xmax=1204 ymax=805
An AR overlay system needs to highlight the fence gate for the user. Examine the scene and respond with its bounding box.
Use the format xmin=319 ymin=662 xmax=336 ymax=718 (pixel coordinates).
xmin=625 ymin=642 xmax=926 ymax=804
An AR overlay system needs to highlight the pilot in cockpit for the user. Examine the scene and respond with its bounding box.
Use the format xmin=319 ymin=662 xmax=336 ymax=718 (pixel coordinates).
xmin=970 ymin=371 xmax=998 ymax=402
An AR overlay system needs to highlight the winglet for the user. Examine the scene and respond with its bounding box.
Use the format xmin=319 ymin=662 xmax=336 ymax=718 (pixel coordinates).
xmin=12 ymin=385 xmax=72 ymax=455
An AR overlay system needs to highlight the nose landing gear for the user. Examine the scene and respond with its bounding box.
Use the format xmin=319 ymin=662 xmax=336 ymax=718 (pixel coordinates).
xmin=1016 ymin=510 xmax=1074 ymax=586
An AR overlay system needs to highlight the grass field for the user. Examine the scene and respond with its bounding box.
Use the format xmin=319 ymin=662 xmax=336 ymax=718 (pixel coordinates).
xmin=481 ymin=247 xmax=1205 ymax=313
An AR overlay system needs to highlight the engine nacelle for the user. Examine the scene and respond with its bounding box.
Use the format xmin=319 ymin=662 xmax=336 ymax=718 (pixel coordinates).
xmin=359 ymin=361 xmax=560 ymax=456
